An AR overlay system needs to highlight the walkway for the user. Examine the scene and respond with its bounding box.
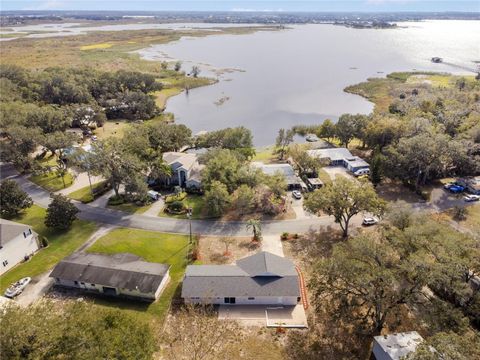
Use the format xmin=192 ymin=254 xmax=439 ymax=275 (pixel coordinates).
xmin=143 ymin=198 xmax=165 ymax=217
xmin=56 ymin=171 xmax=103 ymax=196
xmin=261 ymin=234 xmax=284 ymax=257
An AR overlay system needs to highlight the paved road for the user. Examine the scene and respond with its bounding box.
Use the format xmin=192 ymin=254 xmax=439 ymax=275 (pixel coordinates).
xmin=1 ymin=163 xmax=469 ymax=236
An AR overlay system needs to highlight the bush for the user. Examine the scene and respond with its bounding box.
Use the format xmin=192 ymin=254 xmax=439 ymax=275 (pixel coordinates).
xmin=166 ymin=200 xmax=186 ymax=214
xmin=45 ymin=194 xmax=79 ymax=230
xmin=107 ymin=194 xmax=125 ymax=206
xmin=165 ymin=192 xmax=187 ymax=204
xmin=281 ymin=232 xmax=289 ymax=240
xmin=40 ymin=236 xmax=49 ymax=248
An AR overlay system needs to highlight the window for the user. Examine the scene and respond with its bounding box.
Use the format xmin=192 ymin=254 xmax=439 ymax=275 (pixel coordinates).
xmin=224 ymin=297 xmax=236 ymax=304
xmin=91 ymin=284 xmax=95 ymax=287
xmin=2 ymin=260 xmax=8 ymax=267
xmin=74 ymin=281 xmax=78 ymax=285
xmin=248 ymin=297 xmax=255 ymax=300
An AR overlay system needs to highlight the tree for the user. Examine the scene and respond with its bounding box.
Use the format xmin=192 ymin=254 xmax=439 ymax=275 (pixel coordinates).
xmin=319 ymin=119 xmax=336 ymax=142
xmin=191 ymin=66 xmax=200 ymax=78
xmin=1 ymin=300 xmax=156 ymax=360
xmin=246 ymin=218 xmax=262 ymax=241
xmin=220 ymin=237 xmax=236 ymax=256
xmin=232 ymin=184 xmax=255 ymax=215
xmin=89 ymin=138 xmax=145 ymax=197
xmin=201 ymin=149 xmax=243 ymax=193
xmin=174 ymin=61 xmax=182 ymax=72
xmin=42 ymin=131 xmax=77 ymax=158
xmin=385 ymin=201 xmax=414 ymax=231
xmin=196 ymin=127 xmax=254 ymax=158
xmin=369 ymin=152 xmax=385 ymax=186
xmin=204 ymin=181 xmax=231 ymax=217
xmin=310 ymin=231 xmax=429 ymax=336
xmin=0 ymin=180 xmax=32 ymax=217
xmin=335 ymin=114 xmax=357 ymax=148
xmin=263 ymin=172 xmax=287 ymax=199
xmin=45 ymin=194 xmax=79 ymax=229
xmin=275 ymin=128 xmax=294 ymax=160
xmin=304 ymin=177 xmax=386 ymax=237
xmin=406 ymin=332 xmax=480 ymax=360
xmin=161 ymin=305 xmax=239 ymax=360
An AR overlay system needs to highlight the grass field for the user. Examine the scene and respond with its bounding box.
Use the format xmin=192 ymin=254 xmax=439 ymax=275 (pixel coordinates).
xmin=107 ymin=202 xmax=152 ymax=214
xmin=30 ymin=171 xmax=74 ymax=192
xmin=252 ymin=145 xmax=277 ymax=163
xmin=0 ymin=205 xmax=97 ymax=292
xmin=80 ymin=42 xmax=113 ymax=50
xmin=68 ymin=181 xmax=108 ymax=203
xmin=159 ymin=194 xmax=206 ymax=219
xmin=87 ymin=228 xmax=190 ymax=320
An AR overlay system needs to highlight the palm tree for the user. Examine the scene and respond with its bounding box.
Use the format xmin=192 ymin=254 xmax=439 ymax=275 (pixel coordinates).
xmin=246 ymin=219 xmax=262 ymax=242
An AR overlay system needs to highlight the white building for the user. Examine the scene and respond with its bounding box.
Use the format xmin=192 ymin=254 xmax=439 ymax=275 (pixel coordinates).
xmin=162 ymin=152 xmax=204 ymax=190
xmin=50 ymin=252 xmax=170 ymax=301
xmin=0 ymin=219 xmax=40 ymax=275
xmin=307 ymin=147 xmax=370 ymax=173
xmin=373 ymin=331 xmax=425 ymax=360
xmin=182 ymin=252 xmax=301 ymax=305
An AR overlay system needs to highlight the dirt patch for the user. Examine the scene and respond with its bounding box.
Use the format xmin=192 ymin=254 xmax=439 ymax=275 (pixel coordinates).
xmin=376 ymin=179 xmax=422 ymax=203
xmin=198 ymin=235 xmax=258 ymax=265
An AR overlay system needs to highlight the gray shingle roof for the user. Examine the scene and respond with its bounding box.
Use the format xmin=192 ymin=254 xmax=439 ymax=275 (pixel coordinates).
xmin=307 ymin=147 xmax=354 ymax=162
xmin=182 ymin=252 xmax=300 ymax=298
xmin=0 ymin=219 xmax=34 ymax=247
xmin=252 ymin=163 xmax=301 ymax=186
xmin=50 ymin=252 xmax=170 ymax=293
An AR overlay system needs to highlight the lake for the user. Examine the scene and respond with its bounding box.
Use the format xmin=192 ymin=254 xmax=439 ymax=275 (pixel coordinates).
xmin=138 ymin=20 xmax=480 ymax=145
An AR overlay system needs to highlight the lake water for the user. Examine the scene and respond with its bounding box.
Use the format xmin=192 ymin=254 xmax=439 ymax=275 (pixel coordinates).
xmin=138 ymin=20 xmax=480 ymax=145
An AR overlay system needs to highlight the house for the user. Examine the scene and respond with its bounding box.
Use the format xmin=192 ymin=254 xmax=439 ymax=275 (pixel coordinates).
xmin=252 ymin=162 xmax=305 ymax=190
xmin=307 ymin=147 xmax=370 ymax=173
xmin=372 ymin=332 xmax=424 ymax=360
xmin=162 ymin=152 xmax=204 ymax=190
xmin=50 ymin=252 xmax=170 ymax=301
xmin=182 ymin=251 xmax=301 ymax=305
xmin=0 ymin=219 xmax=40 ymax=275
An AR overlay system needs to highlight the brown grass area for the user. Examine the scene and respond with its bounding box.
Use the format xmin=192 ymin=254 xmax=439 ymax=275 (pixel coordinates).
xmin=198 ymin=235 xmax=258 ymax=265
xmin=376 ymin=179 xmax=422 ymax=203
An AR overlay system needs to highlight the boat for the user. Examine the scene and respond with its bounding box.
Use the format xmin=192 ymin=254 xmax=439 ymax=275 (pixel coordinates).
xmin=431 ymin=57 xmax=443 ymax=63
xmin=306 ymin=134 xmax=320 ymax=142
xmin=4 ymin=277 xmax=31 ymax=298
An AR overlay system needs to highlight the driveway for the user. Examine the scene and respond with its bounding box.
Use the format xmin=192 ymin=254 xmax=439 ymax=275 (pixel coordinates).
xmin=56 ymin=171 xmax=104 ymax=196
xmin=261 ymin=234 xmax=284 ymax=257
xmin=322 ymin=166 xmax=356 ymax=181
xmin=218 ymin=304 xmax=307 ymax=328
xmin=15 ymin=270 xmax=54 ymax=307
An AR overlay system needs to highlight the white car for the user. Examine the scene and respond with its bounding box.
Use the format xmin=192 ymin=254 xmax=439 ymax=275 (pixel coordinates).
xmin=362 ymin=217 xmax=379 ymax=226
xmin=306 ymin=134 xmax=319 ymax=142
xmin=464 ymin=194 xmax=480 ymax=202
xmin=292 ymin=190 xmax=302 ymax=199
xmin=147 ymin=190 xmax=161 ymax=201
xmin=4 ymin=277 xmax=31 ymax=298
xmin=354 ymin=168 xmax=370 ymax=177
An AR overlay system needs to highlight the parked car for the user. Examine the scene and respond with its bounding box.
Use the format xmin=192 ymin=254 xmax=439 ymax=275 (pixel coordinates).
xmin=91 ymin=135 xmax=98 ymax=141
xmin=4 ymin=277 xmax=31 ymax=298
xmin=147 ymin=190 xmax=161 ymax=201
xmin=362 ymin=217 xmax=379 ymax=226
xmin=353 ymin=168 xmax=370 ymax=177
xmin=464 ymin=194 xmax=480 ymax=202
xmin=292 ymin=190 xmax=302 ymax=199
xmin=448 ymin=185 xmax=465 ymax=194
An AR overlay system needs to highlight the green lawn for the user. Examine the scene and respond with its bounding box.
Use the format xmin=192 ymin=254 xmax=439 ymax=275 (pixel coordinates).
xmin=252 ymin=145 xmax=277 ymax=163
xmin=317 ymin=168 xmax=333 ymax=185
xmin=68 ymin=181 xmax=108 ymax=203
xmin=0 ymin=205 xmax=97 ymax=292
xmin=30 ymin=171 xmax=73 ymax=192
xmin=87 ymin=228 xmax=190 ymax=320
xmin=159 ymin=194 xmax=207 ymax=219
xmin=107 ymin=202 xmax=151 ymax=214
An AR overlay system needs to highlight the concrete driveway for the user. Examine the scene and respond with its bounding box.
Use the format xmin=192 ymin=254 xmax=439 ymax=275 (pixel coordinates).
xmin=218 ymin=304 xmax=307 ymax=328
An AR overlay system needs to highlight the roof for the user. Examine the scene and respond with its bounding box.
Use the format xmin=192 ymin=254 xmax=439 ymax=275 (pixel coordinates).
xmin=307 ymin=147 xmax=353 ymax=162
xmin=344 ymin=157 xmax=370 ymax=168
xmin=307 ymin=178 xmax=324 ymax=185
xmin=182 ymin=252 xmax=300 ymax=298
xmin=373 ymin=332 xmax=424 ymax=360
xmin=50 ymin=252 xmax=170 ymax=293
xmin=0 ymin=219 xmax=34 ymax=247
xmin=252 ymin=162 xmax=301 ymax=186
xmin=163 ymin=152 xmax=198 ymax=171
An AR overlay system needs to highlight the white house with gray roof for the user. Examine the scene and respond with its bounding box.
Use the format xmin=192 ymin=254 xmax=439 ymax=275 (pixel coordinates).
xmin=50 ymin=252 xmax=170 ymax=301
xmin=162 ymin=152 xmax=204 ymax=190
xmin=182 ymin=252 xmax=301 ymax=305
xmin=0 ymin=219 xmax=40 ymax=275
xmin=373 ymin=332 xmax=425 ymax=360
xmin=307 ymin=147 xmax=370 ymax=173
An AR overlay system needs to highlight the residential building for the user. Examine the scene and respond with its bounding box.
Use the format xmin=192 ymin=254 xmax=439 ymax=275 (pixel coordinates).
xmin=162 ymin=152 xmax=204 ymax=190
xmin=50 ymin=252 xmax=170 ymax=301
xmin=182 ymin=251 xmax=301 ymax=305
xmin=373 ymin=331 xmax=424 ymax=360
xmin=0 ymin=219 xmax=40 ymax=275
xmin=252 ymin=162 xmax=305 ymax=190
xmin=307 ymin=147 xmax=370 ymax=173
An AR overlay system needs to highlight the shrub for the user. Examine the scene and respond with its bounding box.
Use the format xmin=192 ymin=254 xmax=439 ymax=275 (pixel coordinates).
xmin=107 ymin=195 xmax=125 ymax=206
xmin=45 ymin=194 xmax=79 ymax=230
xmin=166 ymin=200 xmax=186 ymax=214
xmin=165 ymin=192 xmax=187 ymax=204
xmin=281 ymin=232 xmax=289 ymax=240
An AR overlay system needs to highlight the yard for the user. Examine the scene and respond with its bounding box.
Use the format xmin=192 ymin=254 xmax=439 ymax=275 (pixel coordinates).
xmin=107 ymin=201 xmax=152 ymax=214
xmin=87 ymin=228 xmax=190 ymax=320
xmin=0 ymin=205 xmax=97 ymax=293
xmin=197 ymin=235 xmax=257 ymax=265
xmin=29 ymin=171 xmax=74 ymax=192
xmin=159 ymin=194 xmax=207 ymax=219
xmin=68 ymin=181 xmax=109 ymax=203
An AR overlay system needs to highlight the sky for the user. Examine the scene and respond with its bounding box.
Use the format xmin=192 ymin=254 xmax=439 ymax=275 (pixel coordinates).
xmin=1 ymin=0 xmax=479 ymax=13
